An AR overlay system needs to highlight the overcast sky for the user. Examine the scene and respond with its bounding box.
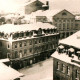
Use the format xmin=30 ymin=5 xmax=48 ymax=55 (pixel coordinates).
xmin=0 ymin=0 xmax=80 ymax=14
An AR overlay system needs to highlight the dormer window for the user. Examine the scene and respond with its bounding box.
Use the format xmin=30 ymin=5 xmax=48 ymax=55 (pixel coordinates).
xmin=38 ymin=28 xmax=42 ymax=35
xmin=13 ymin=32 xmax=19 ymax=39
xmin=29 ymin=31 xmax=33 ymax=37
xmin=19 ymin=32 xmax=24 ymax=38
xmin=1 ymin=32 xmax=4 ymax=37
xmin=26 ymin=31 xmax=29 ymax=37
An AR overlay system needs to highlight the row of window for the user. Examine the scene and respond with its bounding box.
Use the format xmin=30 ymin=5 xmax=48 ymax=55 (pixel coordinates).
xmin=12 ymin=36 xmax=58 ymax=49
xmin=14 ymin=48 xmax=32 ymax=58
xmin=57 ymin=62 xmax=79 ymax=79
xmin=13 ymin=44 xmax=56 ymax=58
xmin=12 ymin=43 xmax=57 ymax=58
xmin=57 ymin=62 xmax=70 ymax=75
xmin=54 ymin=19 xmax=74 ymax=22
xmin=55 ymin=23 xmax=74 ymax=29
xmin=34 ymin=44 xmax=55 ymax=53
xmin=12 ymin=29 xmax=57 ymax=39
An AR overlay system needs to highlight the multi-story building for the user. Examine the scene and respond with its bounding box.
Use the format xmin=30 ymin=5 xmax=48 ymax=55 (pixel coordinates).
xmin=0 ymin=22 xmax=59 ymax=69
xmin=27 ymin=9 xmax=80 ymax=39
xmin=25 ymin=0 xmax=49 ymax=14
xmin=52 ymin=9 xmax=78 ymax=39
xmin=52 ymin=30 xmax=80 ymax=80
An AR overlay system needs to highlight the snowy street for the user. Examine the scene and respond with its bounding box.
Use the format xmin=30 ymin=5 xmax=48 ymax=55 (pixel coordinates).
xmin=19 ymin=58 xmax=53 ymax=80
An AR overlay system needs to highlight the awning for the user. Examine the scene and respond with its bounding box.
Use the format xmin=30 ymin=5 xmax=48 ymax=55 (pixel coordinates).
xmin=58 ymin=45 xmax=64 ymax=49
xmin=68 ymin=48 xmax=74 ymax=52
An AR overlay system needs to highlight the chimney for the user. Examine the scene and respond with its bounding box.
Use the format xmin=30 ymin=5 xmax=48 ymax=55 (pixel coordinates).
xmin=42 ymin=1 xmax=49 ymax=10
xmin=46 ymin=1 xmax=49 ymax=6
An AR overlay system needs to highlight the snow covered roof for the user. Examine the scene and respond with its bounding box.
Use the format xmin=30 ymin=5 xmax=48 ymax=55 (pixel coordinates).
xmin=51 ymin=51 xmax=80 ymax=67
xmin=25 ymin=0 xmax=45 ymax=6
xmin=75 ymin=16 xmax=80 ymax=20
xmin=52 ymin=51 xmax=72 ymax=63
xmin=0 ymin=58 xmax=9 ymax=63
xmin=0 ymin=22 xmax=56 ymax=34
xmin=30 ymin=9 xmax=61 ymax=17
xmin=0 ymin=63 xmax=23 ymax=80
xmin=58 ymin=45 xmax=64 ymax=49
xmin=68 ymin=48 xmax=74 ymax=52
xmin=59 ymin=31 xmax=80 ymax=49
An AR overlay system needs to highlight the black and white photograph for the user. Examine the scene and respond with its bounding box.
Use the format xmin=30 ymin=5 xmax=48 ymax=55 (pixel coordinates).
xmin=0 ymin=0 xmax=80 ymax=80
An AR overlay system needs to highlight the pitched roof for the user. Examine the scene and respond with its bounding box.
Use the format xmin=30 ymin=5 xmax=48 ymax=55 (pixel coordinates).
xmin=51 ymin=51 xmax=80 ymax=67
xmin=0 ymin=63 xmax=23 ymax=80
xmin=30 ymin=9 xmax=62 ymax=17
xmin=59 ymin=30 xmax=80 ymax=49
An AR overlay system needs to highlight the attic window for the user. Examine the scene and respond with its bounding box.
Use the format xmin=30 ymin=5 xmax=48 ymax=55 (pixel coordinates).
xmin=62 ymin=12 xmax=67 ymax=16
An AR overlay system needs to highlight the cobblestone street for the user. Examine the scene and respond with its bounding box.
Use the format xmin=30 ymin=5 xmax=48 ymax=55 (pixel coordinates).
xmin=19 ymin=58 xmax=53 ymax=80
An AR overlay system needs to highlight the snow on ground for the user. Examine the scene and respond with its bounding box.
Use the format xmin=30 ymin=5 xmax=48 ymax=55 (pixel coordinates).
xmin=19 ymin=58 xmax=53 ymax=80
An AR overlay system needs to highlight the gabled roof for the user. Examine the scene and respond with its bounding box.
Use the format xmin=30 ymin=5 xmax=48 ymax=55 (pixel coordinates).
xmin=59 ymin=30 xmax=80 ymax=49
xmin=53 ymin=9 xmax=75 ymax=17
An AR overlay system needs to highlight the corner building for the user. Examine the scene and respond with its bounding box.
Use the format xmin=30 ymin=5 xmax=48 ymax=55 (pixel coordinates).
xmin=52 ymin=31 xmax=80 ymax=80
xmin=0 ymin=22 xmax=59 ymax=69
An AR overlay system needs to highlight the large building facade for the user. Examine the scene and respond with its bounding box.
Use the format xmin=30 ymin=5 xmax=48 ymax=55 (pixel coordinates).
xmin=52 ymin=9 xmax=79 ymax=39
xmin=0 ymin=22 xmax=59 ymax=69
xmin=52 ymin=31 xmax=80 ymax=80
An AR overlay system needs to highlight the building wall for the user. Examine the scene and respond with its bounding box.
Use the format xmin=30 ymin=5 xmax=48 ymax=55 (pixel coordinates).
xmin=75 ymin=20 xmax=80 ymax=30
xmin=53 ymin=57 xmax=80 ymax=80
xmin=11 ymin=34 xmax=59 ymax=59
xmin=10 ymin=34 xmax=59 ymax=69
xmin=53 ymin=58 xmax=73 ymax=80
xmin=25 ymin=0 xmax=44 ymax=14
xmin=36 ymin=16 xmax=48 ymax=22
xmin=52 ymin=9 xmax=77 ymax=39
xmin=0 ymin=40 xmax=12 ymax=59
